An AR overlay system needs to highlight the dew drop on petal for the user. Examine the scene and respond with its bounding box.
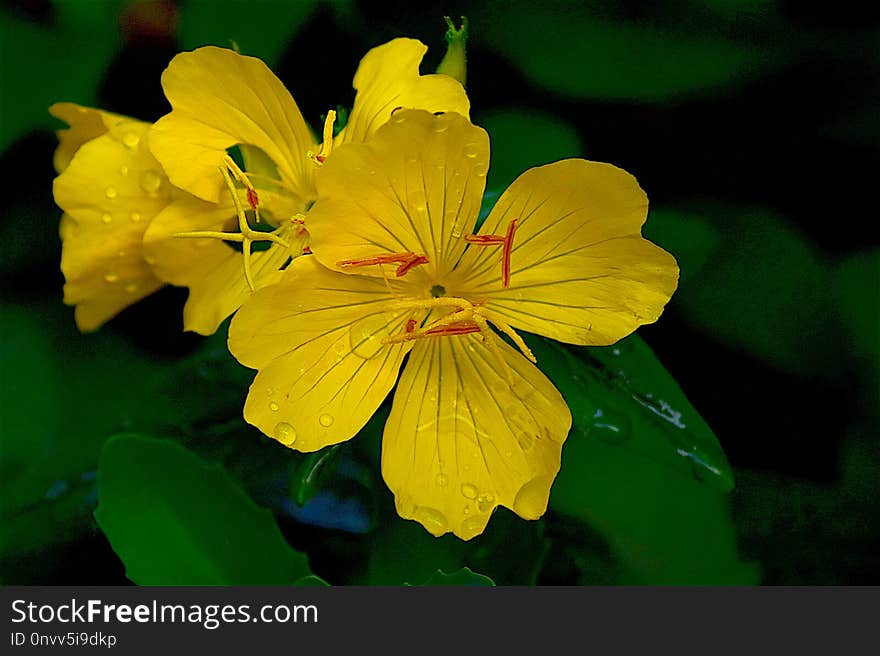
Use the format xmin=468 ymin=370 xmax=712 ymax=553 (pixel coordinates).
xmin=463 ymin=142 xmax=480 ymax=158
xmin=130 ymin=212 xmax=142 ymax=223
xmin=104 ymin=186 xmax=118 ymax=199
xmin=119 ymin=165 xmax=129 ymax=176
xmin=122 ymin=132 xmax=140 ymax=149
xmin=269 ymin=401 xmax=280 ymax=412
xmin=144 ymin=255 xmax=157 ymax=265
xmin=349 ymin=313 xmax=390 ymax=359
xmin=101 ymin=213 xmax=112 ymax=224
xmin=413 ymin=506 xmax=447 ymax=536
xmin=274 ymin=422 xmax=297 ymax=446
xmin=476 ymin=492 xmax=495 ymax=513
xmin=124 ymin=283 xmax=138 ymax=294
xmin=460 ymin=515 xmax=485 ymax=539
xmin=103 ymin=272 xmax=119 ymax=283
xmin=319 ymin=413 xmax=334 ymax=427
xmin=513 ymin=476 xmax=551 ymax=520
xmin=395 ymin=493 xmax=416 ymax=518
xmin=140 ymin=171 xmax=162 ymax=193
xmin=460 ymin=483 xmax=478 ymax=500
xmin=436 ymin=473 xmax=448 ymax=487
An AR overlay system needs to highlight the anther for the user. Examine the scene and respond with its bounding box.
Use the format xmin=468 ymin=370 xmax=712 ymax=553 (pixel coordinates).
xmin=336 ymin=251 xmax=429 ymax=277
xmin=464 ymin=218 xmax=518 ymax=287
xmin=308 ymin=110 xmax=337 ymax=165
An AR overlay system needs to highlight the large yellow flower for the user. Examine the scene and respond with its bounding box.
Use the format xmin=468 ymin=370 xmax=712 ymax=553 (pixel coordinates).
xmin=228 ymin=110 xmax=679 ymax=539
xmin=143 ymin=39 xmax=470 ymax=335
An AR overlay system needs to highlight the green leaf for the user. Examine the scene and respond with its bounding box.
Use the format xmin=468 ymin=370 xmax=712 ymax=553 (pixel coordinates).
xmin=532 ymin=336 xmax=756 ymax=583
xmin=471 ymin=1 xmax=787 ymax=102
xmin=95 ymin=434 xmax=314 ymax=585
xmin=178 ymin=0 xmax=321 ymax=68
xmin=478 ymin=108 xmax=583 ymax=195
xmin=419 ymin=567 xmax=495 ymax=586
xmin=833 ymin=248 xmax=880 ymax=363
xmin=0 ymin=0 xmax=122 ymax=153
xmin=673 ymin=208 xmax=835 ymax=376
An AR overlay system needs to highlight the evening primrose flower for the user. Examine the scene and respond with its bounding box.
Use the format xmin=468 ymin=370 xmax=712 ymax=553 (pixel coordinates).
xmin=142 ymin=38 xmax=470 ymax=334
xmin=228 ymin=110 xmax=679 ymax=539
xmin=50 ymin=103 xmax=172 ymax=331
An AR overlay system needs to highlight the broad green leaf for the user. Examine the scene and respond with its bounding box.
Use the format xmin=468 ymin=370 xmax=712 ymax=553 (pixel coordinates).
xmin=643 ymin=209 xmax=720 ymax=282
xmin=0 ymin=0 xmax=122 ymax=153
xmin=95 ymin=434 xmax=314 ymax=585
xmin=478 ymin=108 xmax=583 ymax=195
xmin=178 ymin=0 xmax=320 ymax=67
xmin=470 ymin=1 xmax=786 ymax=102
xmin=419 ymin=567 xmax=495 ymax=586
xmin=833 ymin=248 xmax=880 ymax=363
xmin=532 ymin=337 xmax=756 ymax=584
xmin=673 ymin=208 xmax=835 ymax=376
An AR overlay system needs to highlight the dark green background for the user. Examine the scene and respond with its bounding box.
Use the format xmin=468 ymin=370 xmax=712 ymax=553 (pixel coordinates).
xmin=1 ymin=0 xmax=877 ymax=585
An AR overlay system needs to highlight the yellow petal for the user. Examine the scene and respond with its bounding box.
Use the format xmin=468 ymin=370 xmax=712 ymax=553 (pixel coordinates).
xmin=53 ymin=118 xmax=171 ymax=331
xmin=228 ymin=256 xmax=412 ymax=452
xmin=308 ymin=110 xmax=488 ymax=282
xmin=143 ymin=195 xmax=302 ymax=335
xmin=49 ymin=102 xmax=126 ymax=173
xmin=456 ymin=159 xmax=679 ymax=345
xmin=149 ymin=46 xmax=317 ymax=203
xmin=382 ymin=332 xmax=571 ymax=540
xmin=336 ymin=38 xmax=470 ymax=148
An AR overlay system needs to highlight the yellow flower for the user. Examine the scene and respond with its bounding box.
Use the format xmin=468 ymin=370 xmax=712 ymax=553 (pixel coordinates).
xmin=50 ymin=103 xmax=172 ymax=332
xmin=142 ymin=39 xmax=470 ymax=335
xmin=228 ymin=110 xmax=679 ymax=539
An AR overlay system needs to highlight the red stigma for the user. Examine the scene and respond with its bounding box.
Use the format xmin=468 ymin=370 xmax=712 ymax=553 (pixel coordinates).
xmin=246 ymin=188 xmax=259 ymax=210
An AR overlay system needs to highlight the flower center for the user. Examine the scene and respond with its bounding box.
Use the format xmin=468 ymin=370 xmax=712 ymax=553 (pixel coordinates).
xmin=430 ymin=284 xmax=446 ymax=298
xmin=171 ymin=156 xmax=302 ymax=290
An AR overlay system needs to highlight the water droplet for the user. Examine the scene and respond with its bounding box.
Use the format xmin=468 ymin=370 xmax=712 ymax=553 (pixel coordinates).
xmin=269 ymin=401 xmax=280 ymax=412
xmin=130 ymin=212 xmax=142 ymax=223
xmin=476 ymin=492 xmax=495 ymax=513
xmin=590 ymin=408 xmax=632 ymax=445
xmin=119 ymin=165 xmax=129 ymax=176
xmin=463 ymin=142 xmax=480 ymax=158
xmin=463 ymin=505 xmax=471 ymax=515
xmin=460 ymin=515 xmax=485 ymax=539
xmin=103 ymin=272 xmax=119 ymax=283
xmin=513 ymin=476 xmax=551 ymax=519
xmin=349 ymin=313 xmax=390 ymax=359
xmin=104 ymin=186 xmax=118 ymax=199
xmin=413 ymin=506 xmax=447 ymax=536
xmin=274 ymin=422 xmax=297 ymax=445
xmin=319 ymin=413 xmax=334 ymax=427
xmin=140 ymin=171 xmax=162 ymax=194
xmin=433 ymin=121 xmax=449 ymax=133
xmin=460 ymin=483 xmax=478 ymax=499
xmin=144 ymin=255 xmax=157 ymax=265
xmin=124 ymin=283 xmax=138 ymax=293
xmin=473 ymin=162 xmax=489 ymax=177
xmin=266 ymin=387 xmax=275 ymax=396
xmin=101 ymin=213 xmax=112 ymax=224
xmin=436 ymin=473 xmax=448 ymax=487
xmin=122 ymin=132 xmax=140 ymax=149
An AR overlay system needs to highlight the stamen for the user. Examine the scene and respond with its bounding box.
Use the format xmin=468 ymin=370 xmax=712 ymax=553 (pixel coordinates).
xmin=424 ymin=322 xmax=481 ymax=337
xmin=336 ymin=251 xmax=429 ymax=277
xmin=501 ymin=218 xmax=517 ymax=288
xmin=172 ymin=162 xmax=291 ymax=292
xmin=308 ymin=110 xmax=337 ymax=165
xmin=405 ymin=318 xmax=418 ymax=333
xmin=464 ymin=234 xmax=505 ymax=245
xmin=482 ymin=308 xmax=536 ymax=364
xmin=464 ymin=218 xmax=518 ymax=287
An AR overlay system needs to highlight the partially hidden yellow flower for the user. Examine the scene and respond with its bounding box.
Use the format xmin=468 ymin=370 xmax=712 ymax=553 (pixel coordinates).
xmin=50 ymin=103 xmax=172 ymax=332
xmin=142 ymin=39 xmax=470 ymax=335
xmin=228 ymin=110 xmax=679 ymax=539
